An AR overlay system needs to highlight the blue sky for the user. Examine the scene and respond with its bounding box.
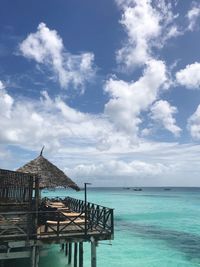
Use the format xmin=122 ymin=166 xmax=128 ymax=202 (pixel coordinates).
xmin=1 ymin=0 xmax=200 ymax=187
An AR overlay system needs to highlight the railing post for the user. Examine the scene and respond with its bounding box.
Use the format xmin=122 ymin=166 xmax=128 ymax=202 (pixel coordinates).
xmin=103 ymin=207 xmax=106 ymax=229
xmin=111 ymin=209 xmax=114 ymax=236
xmin=57 ymin=212 xmax=60 ymax=237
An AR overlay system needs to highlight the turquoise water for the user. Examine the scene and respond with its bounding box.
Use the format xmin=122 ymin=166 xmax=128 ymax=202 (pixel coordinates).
xmin=11 ymin=188 xmax=200 ymax=266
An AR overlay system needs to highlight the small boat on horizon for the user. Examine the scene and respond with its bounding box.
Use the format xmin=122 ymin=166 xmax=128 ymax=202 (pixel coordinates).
xmin=133 ymin=188 xmax=142 ymax=191
xmin=164 ymin=188 xmax=171 ymax=191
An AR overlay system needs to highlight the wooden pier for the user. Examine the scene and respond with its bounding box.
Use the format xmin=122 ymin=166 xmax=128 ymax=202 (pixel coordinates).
xmin=0 ymin=169 xmax=114 ymax=267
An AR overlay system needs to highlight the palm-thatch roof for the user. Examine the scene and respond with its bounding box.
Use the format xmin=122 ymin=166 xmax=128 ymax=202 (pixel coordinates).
xmin=17 ymin=150 xmax=80 ymax=191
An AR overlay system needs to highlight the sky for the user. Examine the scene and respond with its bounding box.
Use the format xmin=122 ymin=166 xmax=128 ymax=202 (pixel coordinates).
xmin=1 ymin=0 xmax=200 ymax=187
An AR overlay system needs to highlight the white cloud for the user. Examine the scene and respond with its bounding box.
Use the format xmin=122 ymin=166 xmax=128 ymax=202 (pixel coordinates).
xmin=188 ymin=105 xmax=200 ymax=140
xmin=66 ymin=160 xmax=170 ymax=178
xmin=176 ymin=62 xmax=200 ymax=89
xmin=19 ymin=23 xmax=95 ymax=90
xmin=0 ymin=84 xmax=136 ymax=154
xmin=104 ymin=59 xmax=167 ymax=137
xmin=0 ymin=81 xmax=4 ymax=90
xmin=115 ymin=0 xmax=179 ymax=68
xmin=187 ymin=2 xmax=200 ymax=31
xmin=150 ymin=100 xmax=181 ymax=136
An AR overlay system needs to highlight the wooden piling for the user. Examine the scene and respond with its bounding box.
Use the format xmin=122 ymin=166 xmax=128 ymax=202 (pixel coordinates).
xmin=68 ymin=243 xmax=72 ymax=264
xmin=79 ymin=242 xmax=83 ymax=267
xmin=74 ymin=243 xmax=77 ymax=267
xmin=31 ymin=246 xmax=39 ymax=267
xmin=65 ymin=243 xmax=68 ymax=256
xmin=91 ymin=241 xmax=97 ymax=267
xmin=31 ymin=246 xmax=36 ymax=267
xmin=35 ymin=246 xmax=40 ymax=267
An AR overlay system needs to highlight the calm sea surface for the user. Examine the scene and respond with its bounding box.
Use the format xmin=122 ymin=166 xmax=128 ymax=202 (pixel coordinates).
xmin=12 ymin=188 xmax=200 ymax=267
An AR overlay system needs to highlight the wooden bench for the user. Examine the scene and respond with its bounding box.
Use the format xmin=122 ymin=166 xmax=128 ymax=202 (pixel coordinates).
xmin=61 ymin=212 xmax=85 ymax=217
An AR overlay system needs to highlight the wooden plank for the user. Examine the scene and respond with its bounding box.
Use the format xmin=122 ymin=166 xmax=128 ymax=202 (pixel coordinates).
xmin=0 ymin=251 xmax=31 ymax=260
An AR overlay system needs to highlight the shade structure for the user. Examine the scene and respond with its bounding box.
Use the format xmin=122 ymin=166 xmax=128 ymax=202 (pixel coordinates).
xmin=17 ymin=154 xmax=80 ymax=191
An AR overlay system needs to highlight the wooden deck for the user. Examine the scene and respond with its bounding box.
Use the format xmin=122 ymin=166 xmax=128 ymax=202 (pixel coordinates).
xmin=0 ymin=169 xmax=114 ymax=267
xmin=0 ymin=197 xmax=114 ymax=243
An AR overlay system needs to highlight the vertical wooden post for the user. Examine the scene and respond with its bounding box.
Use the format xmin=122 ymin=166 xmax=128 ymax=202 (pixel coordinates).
xmin=65 ymin=243 xmax=68 ymax=256
xmin=91 ymin=241 xmax=97 ymax=267
xmin=31 ymin=246 xmax=40 ymax=267
xmin=79 ymin=242 xmax=83 ymax=267
xmin=35 ymin=246 xmax=40 ymax=267
xmin=61 ymin=244 xmax=64 ymax=251
xmin=68 ymin=243 xmax=72 ymax=264
xmin=74 ymin=243 xmax=77 ymax=267
xmin=31 ymin=246 xmax=36 ymax=267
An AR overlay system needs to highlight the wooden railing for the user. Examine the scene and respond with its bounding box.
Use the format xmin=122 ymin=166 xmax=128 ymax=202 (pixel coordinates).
xmin=0 ymin=197 xmax=114 ymax=241
xmin=0 ymin=211 xmax=35 ymax=240
xmin=63 ymin=197 xmax=114 ymax=237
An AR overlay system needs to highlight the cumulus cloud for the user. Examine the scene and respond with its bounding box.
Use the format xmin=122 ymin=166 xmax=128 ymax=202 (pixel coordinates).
xmin=115 ymin=0 xmax=179 ymax=68
xmin=19 ymin=23 xmax=95 ymax=90
xmin=66 ymin=160 xmax=170 ymax=178
xmin=150 ymin=100 xmax=181 ymax=136
xmin=0 ymin=83 xmax=139 ymax=153
xmin=187 ymin=2 xmax=200 ymax=31
xmin=188 ymin=105 xmax=200 ymax=140
xmin=176 ymin=62 xmax=200 ymax=89
xmin=104 ymin=59 xmax=167 ymax=137
xmin=0 ymin=81 xmax=4 ymax=90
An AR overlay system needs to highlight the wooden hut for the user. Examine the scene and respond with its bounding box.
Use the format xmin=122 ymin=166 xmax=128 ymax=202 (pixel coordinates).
xmin=17 ymin=149 xmax=80 ymax=191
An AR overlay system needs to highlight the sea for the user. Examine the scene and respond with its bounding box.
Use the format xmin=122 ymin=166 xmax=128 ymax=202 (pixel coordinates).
xmin=12 ymin=187 xmax=200 ymax=267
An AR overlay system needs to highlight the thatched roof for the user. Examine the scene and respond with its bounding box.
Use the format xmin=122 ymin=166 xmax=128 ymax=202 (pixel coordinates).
xmin=17 ymin=152 xmax=80 ymax=191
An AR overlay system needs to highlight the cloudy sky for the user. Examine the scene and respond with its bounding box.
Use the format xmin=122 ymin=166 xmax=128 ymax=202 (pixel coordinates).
xmin=0 ymin=0 xmax=200 ymax=187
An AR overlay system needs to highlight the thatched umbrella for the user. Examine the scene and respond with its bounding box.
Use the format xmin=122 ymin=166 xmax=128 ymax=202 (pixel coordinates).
xmin=17 ymin=148 xmax=80 ymax=191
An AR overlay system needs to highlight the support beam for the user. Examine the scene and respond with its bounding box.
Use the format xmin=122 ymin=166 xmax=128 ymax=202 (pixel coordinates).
xmin=91 ymin=241 xmax=97 ymax=267
xmin=68 ymin=243 xmax=72 ymax=264
xmin=79 ymin=242 xmax=83 ymax=267
xmin=74 ymin=243 xmax=77 ymax=267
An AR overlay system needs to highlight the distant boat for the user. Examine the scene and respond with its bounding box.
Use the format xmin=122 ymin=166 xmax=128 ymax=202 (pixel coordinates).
xmin=164 ymin=188 xmax=171 ymax=191
xmin=133 ymin=188 xmax=142 ymax=191
xmin=123 ymin=187 xmax=131 ymax=190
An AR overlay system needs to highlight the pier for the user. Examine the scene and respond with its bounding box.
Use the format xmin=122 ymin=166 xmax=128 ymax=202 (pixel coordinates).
xmin=0 ymin=169 xmax=114 ymax=267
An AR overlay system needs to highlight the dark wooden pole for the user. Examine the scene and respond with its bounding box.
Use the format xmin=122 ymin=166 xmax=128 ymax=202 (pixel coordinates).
xmin=84 ymin=183 xmax=91 ymax=238
xmin=68 ymin=243 xmax=72 ymax=264
xmin=79 ymin=242 xmax=83 ymax=267
xmin=65 ymin=243 xmax=68 ymax=256
xmin=91 ymin=241 xmax=97 ymax=267
xmin=74 ymin=243 xmax=78 ymax=267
